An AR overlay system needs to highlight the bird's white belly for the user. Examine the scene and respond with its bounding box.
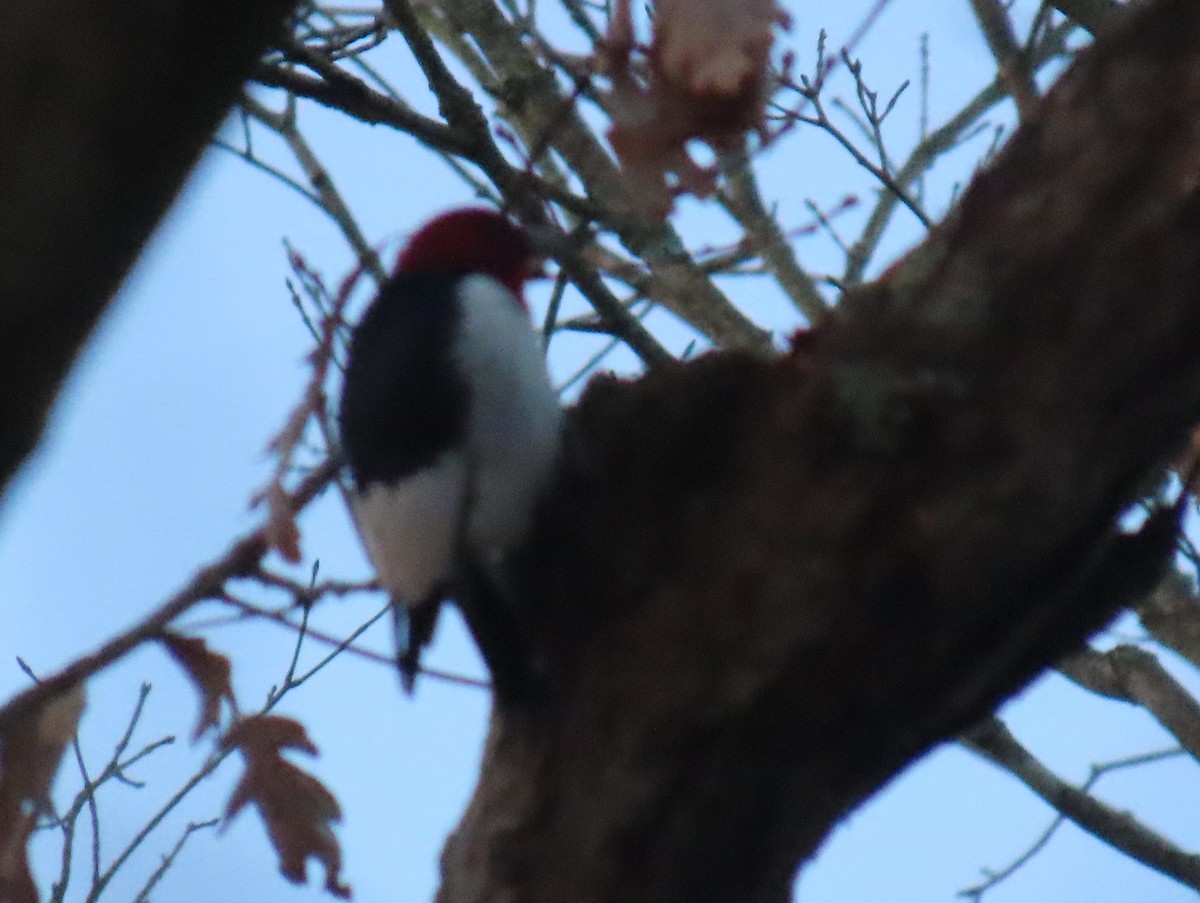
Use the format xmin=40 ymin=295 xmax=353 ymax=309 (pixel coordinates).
xmin=353 ymin=452 xmax=467 ymax=603
xmin=454 ymin=275 xmax=563 ymax=555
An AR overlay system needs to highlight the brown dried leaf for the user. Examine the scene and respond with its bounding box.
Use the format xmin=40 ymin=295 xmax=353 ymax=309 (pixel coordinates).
xmin=221 ymin=714 xmax=317 ymax=756
xmin=0 ymin=685 xmax=87 ymax=903
xmin=160 ymin=633 xmax=236 ymax=739
xmin=653 ymin=0 xmax=789 ymax=95
xmin=599 ymin=0 xmax=788 ymax=215
xmin=222 ymin=715 xmax=349 ymax=898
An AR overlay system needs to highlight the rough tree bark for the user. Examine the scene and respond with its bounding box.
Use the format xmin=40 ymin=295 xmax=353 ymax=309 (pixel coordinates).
xmin=439 ymin=2 xmax=1200 ymax=901
xmin=0 ymin=0 xmax=300 ymax=503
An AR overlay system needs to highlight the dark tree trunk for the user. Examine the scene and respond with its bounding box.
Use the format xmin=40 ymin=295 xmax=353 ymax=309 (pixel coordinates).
xmin=0 ymin=0 xmax=299 ymax=501
xmin=438 ymin=2 xmax=1200 ymax=900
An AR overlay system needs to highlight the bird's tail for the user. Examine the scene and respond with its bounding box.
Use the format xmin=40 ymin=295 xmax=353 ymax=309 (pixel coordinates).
xmin=391 ymin=595 xmax=442 ymax=694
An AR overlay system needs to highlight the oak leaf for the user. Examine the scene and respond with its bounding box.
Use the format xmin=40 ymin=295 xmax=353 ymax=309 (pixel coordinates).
xmin=222 ymin=715 xmax=350 ymax=898
xmin=160 ymin=632 xmax=236 ymax=739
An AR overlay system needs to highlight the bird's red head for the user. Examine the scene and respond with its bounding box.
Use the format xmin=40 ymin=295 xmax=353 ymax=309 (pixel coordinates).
xmin=396 ymin=208 xmax=534 ymax=306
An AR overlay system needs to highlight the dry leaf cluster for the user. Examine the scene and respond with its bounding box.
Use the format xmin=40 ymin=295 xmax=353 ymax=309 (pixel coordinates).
xmin=599 ymin=0 xmax=790 ymax=214
xmin=168 ymin=635 xmax=350 ymax=898
xmin=0 ymin=635 xmax=348 ymax=903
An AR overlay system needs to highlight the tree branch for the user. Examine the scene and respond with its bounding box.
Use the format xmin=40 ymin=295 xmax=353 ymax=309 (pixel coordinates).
xmin=254 ymin=57 xmax=473 ymax=154
xmin=0 ymin=457 xmax=338 ymax=734
xmin=962 ymin=717 xmax=1200 ymax=894
xmin=1137 ymin=567 xmax=1200 ymax=668
xmin=843 ymin=19 xmax=1074 ymax=284
xmin=970 ymin=0 xmax=1040 ymax=119
xmin=1058 ymin=645 xmax=1200 ymax=761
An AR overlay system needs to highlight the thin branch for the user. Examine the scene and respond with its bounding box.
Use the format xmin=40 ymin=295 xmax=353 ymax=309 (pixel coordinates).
xmin=716 ymin=143 xmax=829 ymax=323
xmin=211 ymin=136 xmax=321 ymax=206
xmin=254 ymin=56 xmax=470 ymax=153
xmin=796 ymin=97 xmax=932 ymax=229
xmin=842 ymin=19 xmax=1075 ymax=283
xmin=959 ymin=730 xmax=1186 ymax=900
xmin=250 ymin=568 xmax=375 ymax=601
xmin=88 ymin=752 xmax=227 ymax=903
xmin=88 ymin=570 xmax=385 ymax=902
xmin=214 ymin=591 xmax=490 ymax=690
xmin=1057 ymin=645 xmax=1200 ymax=762
xmin=241 ymin=92 xmax=386 ymax=285
xmin=0 ymin=457 xmax=340 ymax=736
xmin=131 ymin=819 xmax=220 ymax=903
xmin=961 ymin=717 xmax=1200 ymax=897
xmin=270 ymin=603 xmax=392 ymax=699
xmin=555 ymin=256 xmax=674 ymax=367
xmin=45 ymin=683 xmax=167 ymax=903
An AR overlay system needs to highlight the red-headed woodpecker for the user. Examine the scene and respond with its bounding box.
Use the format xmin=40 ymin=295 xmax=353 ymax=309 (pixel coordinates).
xmin=338 ymin=208 xmax=562 ymax=695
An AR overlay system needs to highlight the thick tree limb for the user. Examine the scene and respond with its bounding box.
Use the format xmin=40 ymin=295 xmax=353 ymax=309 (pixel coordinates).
xmin=0 ymin=0 xmax=299 ymax=502
xmin=437 ymin=2 xmax=1200 ymax=901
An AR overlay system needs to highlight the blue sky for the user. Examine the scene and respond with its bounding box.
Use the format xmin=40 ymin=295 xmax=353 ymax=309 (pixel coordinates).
xmin=2 ymin=1 xmax=1198 ymax=901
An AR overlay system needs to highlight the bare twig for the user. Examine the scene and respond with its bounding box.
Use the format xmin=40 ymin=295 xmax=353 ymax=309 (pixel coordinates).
xmin=790 ymin=85 xmax=932 ymax=230
xmin=842 ymin=19 xmax=1075 ymax=283
xmin=959 ymin=728 xmax=1186 ymax=900
xmin=716 ymin=144 xmax=829 ymax=323
xmin=45 ymin=684 xmax=171 ymax=903
xmin=212 ymin=135 xmax=321 ymax=206
xmin=71 ymin=740 xmax=101 ymax=888
xmin=255 ymin=55 xmax=470 ymax=153
xmin=961 ymin=717 xmax=1200 ymax=898
xmin=214 ymin=591 xmax=490 ymax=690
xmin=241 ymin=92 xmax=386 ymax=284
xmin=131 ymin=819 xmax=220 ymax=903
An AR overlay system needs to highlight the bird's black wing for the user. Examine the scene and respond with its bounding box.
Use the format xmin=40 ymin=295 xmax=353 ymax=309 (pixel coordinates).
xmin=338 ymin=271 xmax=470 ymax=488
